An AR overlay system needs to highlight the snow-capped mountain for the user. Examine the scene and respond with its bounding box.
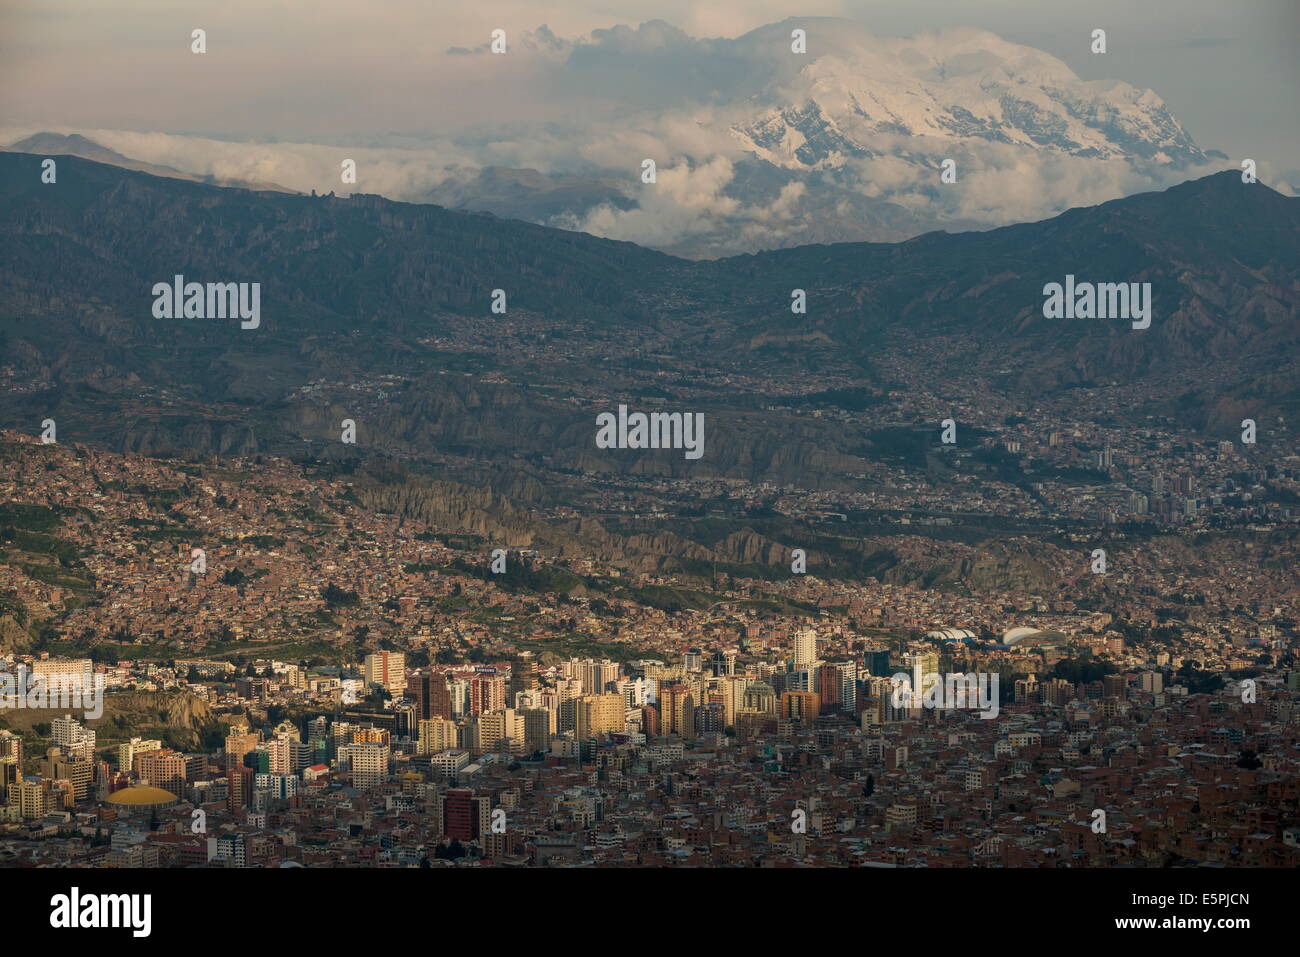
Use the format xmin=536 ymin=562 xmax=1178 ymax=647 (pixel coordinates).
xmin=517 ymin=18 xmax=1225 ymax=255
xmin=17 ymin=19 xmax=1228 ymax=258
xmin=727 ymin=21 xmax=1209 ymax=170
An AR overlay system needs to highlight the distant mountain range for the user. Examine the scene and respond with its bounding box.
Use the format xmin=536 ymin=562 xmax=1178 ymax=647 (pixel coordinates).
xmin=415 ymin=19 xmax=1228 ymax=255
xmin=715 ymin=21 xmax=1213 ymax=168
xmin=0 ymin=152 xmax=1294 ymax=489
xmin=4 ymin=132 xmax=297 ymax=195
xmin=3 ymin=20 xmax=1240 ymax=258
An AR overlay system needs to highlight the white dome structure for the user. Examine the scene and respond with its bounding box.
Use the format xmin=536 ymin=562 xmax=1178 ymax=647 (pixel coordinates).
xmin=926 ymin=627 xmax=978 ymax=642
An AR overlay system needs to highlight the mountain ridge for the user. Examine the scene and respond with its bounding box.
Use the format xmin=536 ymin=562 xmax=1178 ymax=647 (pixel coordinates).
xmin=5 ymin=19 xmax=1242 ymax=257
xmin=0 ymin=153 xmax=1294 ymax=485
xmin=724 ymin=20 xmax=1213 ymax=169
xmin=5 ymin=132 xmax=299 ymax=195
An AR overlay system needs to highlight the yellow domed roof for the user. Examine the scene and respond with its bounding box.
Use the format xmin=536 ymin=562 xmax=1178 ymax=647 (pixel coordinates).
xmin=106 ymin=785 xmax=178 ymax=806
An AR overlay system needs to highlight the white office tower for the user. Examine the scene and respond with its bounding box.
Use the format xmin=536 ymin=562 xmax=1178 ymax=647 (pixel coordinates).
xmin=794 ymin=628 xmax=818 ymax=670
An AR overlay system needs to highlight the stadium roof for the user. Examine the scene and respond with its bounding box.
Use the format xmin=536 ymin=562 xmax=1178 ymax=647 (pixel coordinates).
xmin=105 ymin=785 xmax=178 ymax=807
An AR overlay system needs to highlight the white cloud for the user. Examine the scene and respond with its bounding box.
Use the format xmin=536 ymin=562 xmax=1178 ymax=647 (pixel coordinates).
xmin=4 ymin=10 xmax=1292 ymax=258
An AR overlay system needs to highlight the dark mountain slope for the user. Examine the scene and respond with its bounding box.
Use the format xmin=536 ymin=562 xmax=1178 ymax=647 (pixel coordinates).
xmin=0 ymin=152 xmax=1294 ymax=474
xmin=6 ymin=132 xmax=297 ymax=193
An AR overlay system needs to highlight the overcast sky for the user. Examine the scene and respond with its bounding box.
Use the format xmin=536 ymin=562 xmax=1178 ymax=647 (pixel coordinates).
xmin=2 ymin=0 xmax=1296 ymax=163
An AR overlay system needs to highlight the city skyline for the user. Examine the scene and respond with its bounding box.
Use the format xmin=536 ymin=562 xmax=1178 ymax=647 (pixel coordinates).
xmin=0 ymin=0 xmax=1292 ymax=936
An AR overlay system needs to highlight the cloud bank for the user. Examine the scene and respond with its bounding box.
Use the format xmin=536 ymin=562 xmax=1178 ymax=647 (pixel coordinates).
xmin=5 ymin=18 xmax=1292 ymax=258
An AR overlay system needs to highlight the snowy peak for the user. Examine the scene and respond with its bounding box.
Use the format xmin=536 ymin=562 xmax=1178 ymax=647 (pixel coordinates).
xmin=729 ymin=24 xmax=1206 ymax=169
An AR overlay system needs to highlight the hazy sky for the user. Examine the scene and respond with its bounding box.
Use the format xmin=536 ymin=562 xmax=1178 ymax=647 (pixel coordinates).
xmin=2 ymin=0 xmax=1296 ymax=162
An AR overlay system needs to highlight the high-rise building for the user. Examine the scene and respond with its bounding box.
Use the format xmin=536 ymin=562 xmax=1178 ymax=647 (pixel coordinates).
xmin=864 ymin=648 xmax=891 ymax=677
xmin=440 ymin=788 xmax=490 ymax=842
xmin=0 ymin=730 xmax=22 ymax=802
xmin=51 ymin=714 xmax=96 ymax=760
xmin=786 ymin=668 xmax=815 ymax=693
xmin=615 ymin=676 xmax=655 ymax=708
xmin=227 ymin=765 xmax=254 ymax=811
xmin=408 ymin=671 xmax=454 ymax=721
xmin=244 ymin=749 xmax=271 ymax=775
xmin=287 ymin=739 xmax=314 ymax=773
xmin=363 ymin=651 xmax=406 ymax=694
xmin=224 ymin=731 xmax=260 ymax=810
xmin=836 ymin=661 xmax=859 ymax=711
xmin=17 ymin=779 xmax=54 ymax=820
xmin=1042 ymin=678 xmax=1075 ymax=706
xmin=117 ymin=737 xmax=162 ymax=773
xmin=555 ymin=678 xmax=582 ymax=733
xmin=511 ymin=652 xmax=539 ymax=696
xmin=902 ymin=650 xmax=941 ymax=696
xmin=1014 ymin=675 xmax=1039 ymax=703
xmin=468 ymin=670 xmax=508 ymax=715
xmin=470 ymin=709 xmax=525 ymax=755
xmin=0 ymin=729 xmax=22 ymax=765
xmin=41 ymin=746 xmax=93 ymax=801
xmin=642 ymin=703 xmax=660 ymax=737
xmin=576 ymin=693 xmax=625 ymax=740
xmin=694 ymin=703 xmax=725 ymax=734
xmin=418 ymin=718 xmax=460 ymax=754
xmin=224 ymin=731 xmax=260 ymax=769
xmin=268 ymin=734 xmax=293 ymax=775
xmin=660 ymin=685 xmax=696 ymax=739
xmin=818 ymin=661 xmax=858 ymax=712
xmin=521 ymin=708 xmax=552 ymax=754
xmin=779 ymin=691 xmax=820 ymax=725
xmin=793 ymin=628 xmax=818 ymax=669
xmin=31 ymin=659 xmax=94 ymax=692
xmin=742 ymin=681 xmax=777 ymax=716
xmin=716 ymin=677 xmax=746 ymax=727
xmin=578 ymin=659 xmax=620 ymax=695
xmin=340 ymin=741 xmax=390 ymax=788
xmin=133 ymin=749 xmax=188 ymax=798
xmin=255 ymin=773 xmax=299 ymax=799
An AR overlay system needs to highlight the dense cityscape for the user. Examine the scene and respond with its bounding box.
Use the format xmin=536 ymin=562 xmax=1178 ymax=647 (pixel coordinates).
xmin=1 ymin=429 xmax=1295 ymax=868
xmin=0 ymin=7 xmax=1294 ymax=946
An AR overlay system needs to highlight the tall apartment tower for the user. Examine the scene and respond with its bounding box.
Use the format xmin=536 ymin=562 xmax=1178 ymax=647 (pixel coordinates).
xmin=363 ymin=651 xmax=406 ymax=694
xmin=667 ymin=685 xmax=697 ymax=740
xmin=579 ymin=659 xmax=620 ymax=695
xmin=134 ymin=749 xmax=188 ymax=798
xmin=41 ymin=747 xmax=93 ymax=802
xmin=576 ymin=693 xmax=626 ymax=740
xmin=418 ymin=718 xmax=460 ymax=755
xmin=469 ymin=671 xmax=508 ymax=715
xmin=793 ymin=628 xmax=818 ymax=670
xmin=408 ymin=671 xmax=454 ymax=721
xmin=441 ymin=788 xmax=491 ymax=842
